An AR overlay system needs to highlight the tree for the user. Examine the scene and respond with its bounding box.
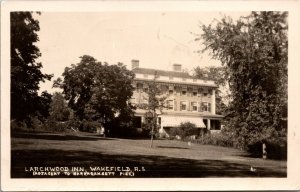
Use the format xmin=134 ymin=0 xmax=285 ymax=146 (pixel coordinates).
xmin=11 ymin=12 xmax=53 ymax=122
xmin=45 ymin=92 xmax=76 ymax=132
xmin=177 ymin=122 xmax=197 ymax=139
xmin=193 ymin=66 xmax=228 ymax=114
xmin=137 ymin=73 xmax=167 ymax=147
xmin=197 ymin=12 xmax=288 ymax=155
xmin=54 ymin=55 xmax=135 ymax=134
xmin=48 ymin=92 xmax=73 ymax=122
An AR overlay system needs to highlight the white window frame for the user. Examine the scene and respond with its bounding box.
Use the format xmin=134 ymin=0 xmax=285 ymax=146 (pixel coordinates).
xmin=191 ymin=101 xmax=198 ymax=112
xmin=167 ymin=100 xmax=174 ymax=110
xmin=202 ymin=102 xmax=211 ymax=112
xmin=180 ymin=101 xmax=188 ymax=111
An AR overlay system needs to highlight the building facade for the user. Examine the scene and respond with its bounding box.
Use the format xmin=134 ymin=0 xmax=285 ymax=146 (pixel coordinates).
xmin=130 ymin=60 xmax=223 ymax=137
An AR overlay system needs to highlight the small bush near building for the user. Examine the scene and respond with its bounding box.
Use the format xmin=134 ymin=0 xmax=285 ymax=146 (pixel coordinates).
xmin=196 ymin=132 xmax=234 ymax=148
xmin=167 ymin=122 xmax=199 ymax=140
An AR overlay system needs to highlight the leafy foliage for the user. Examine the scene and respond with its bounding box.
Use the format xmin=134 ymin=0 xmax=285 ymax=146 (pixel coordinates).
xmin=193 ymin=66 xmax=228 ymax=114
xmin=54 ymin=55 xmax=135 ymax=134
xmin=177 ymin=122 xmax=198 ymax=138
xmin=198 ymin=12 xmax=288 ymax=149
xmin=137 ymin=73 xmax=167 ymax=146
xmin=196 ymin=132 xmax=234 ymax=148
xmin=48 ymin=92 xmax=73 ymax=122
xmin=11 ymin=12 xmax=53 ymax=122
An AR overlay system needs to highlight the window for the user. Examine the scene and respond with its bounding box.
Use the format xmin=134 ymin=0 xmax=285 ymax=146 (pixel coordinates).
xmin=181 ymin=91 xmax=187 ymax=96
xmin=191 ymin=102 xmax=197 ymax=111
xmin=201 ymin=102 xmax=211 ymax=112
xmin=180 ymin=101 xmax=187 ymax=111
xmin=167 ymin=100 xmax=174 ymax=110
xmin=203 ymin=93 xmax=208 ymax=97
xmin=144 ymin=88 xmax=148 ymax=92
xmin=193 ymin=92 xmax=197 ymax=96
xmin=169 ymin=90 xmax=174 ymax=95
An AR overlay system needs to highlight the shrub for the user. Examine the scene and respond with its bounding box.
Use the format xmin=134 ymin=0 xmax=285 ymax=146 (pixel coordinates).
xmin=80 ymin=120 xmax=101 ymax=133
xmin=11 ymin=120 xmax=28 ymax=132
xmin=167 ymin=122 xmax=198 ymax=140
xmin=196 ymin=132 xmax=234 ymax=148
xmin=247 ymin=137 xmax=287 ymax=160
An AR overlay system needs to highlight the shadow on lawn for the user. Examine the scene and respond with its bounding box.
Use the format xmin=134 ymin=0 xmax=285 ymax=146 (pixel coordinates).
xmin=11 ymin=132 xmax=114 ymax=141
xmin=11 ymin=149 xmax=286 ymax=178
xmin=156 ymin=146 xmax=189 ymax=150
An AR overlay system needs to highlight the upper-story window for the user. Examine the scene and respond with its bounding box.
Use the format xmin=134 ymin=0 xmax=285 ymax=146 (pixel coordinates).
xmin=143 ymin=88 xmax=148 ymax=92
xmin=169 ymin=90 xmax=174 ymax=95
xmin=191 ymin=102 xmax=198 ymax=111
xmin=180 ymin=101 xmax=187 ymax=111
xmin=192 ymin=92 xmax=197 ymax=97
xmin=201 ymin=102 xmax=211 ymax=112
xmin=167 ymin=100 xmax=174 ymax=110
xmin=203 ymin=93 xmax=208 ymax=97
xmin=181 ymin=90 xmax=187 ymax=96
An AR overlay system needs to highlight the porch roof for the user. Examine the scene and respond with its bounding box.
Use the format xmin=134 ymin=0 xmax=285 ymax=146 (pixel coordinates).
xmin=161 ymin=116 xmax=206 ymax=128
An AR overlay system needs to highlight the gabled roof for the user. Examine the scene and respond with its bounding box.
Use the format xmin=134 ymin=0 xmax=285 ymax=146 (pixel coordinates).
xmin=132 ymin=68 xmax=191 ymax=79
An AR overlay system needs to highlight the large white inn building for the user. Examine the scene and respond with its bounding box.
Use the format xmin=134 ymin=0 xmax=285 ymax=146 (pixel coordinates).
xmin=130 ymin=60 xmax=223 ymax=136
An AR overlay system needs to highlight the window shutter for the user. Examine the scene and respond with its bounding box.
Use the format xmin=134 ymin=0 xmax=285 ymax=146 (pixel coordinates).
xmin=174 ymin=100 xmax=177 ymax=111
xmin=200 ymin=102 xmax=204 ymax=112
xmin=208 ymin=103 xmax=211 ymax=112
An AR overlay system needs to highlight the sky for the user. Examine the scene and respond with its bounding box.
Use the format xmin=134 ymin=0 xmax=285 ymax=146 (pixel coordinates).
xmin=35 ymin=12 xmax=249 ymax=93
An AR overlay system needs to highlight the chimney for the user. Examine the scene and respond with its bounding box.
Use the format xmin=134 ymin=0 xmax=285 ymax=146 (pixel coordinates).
xmin=173 ymin=64 xmax=182 ymax=72
xmin=131 ymin=59 xmax=139 ymax=69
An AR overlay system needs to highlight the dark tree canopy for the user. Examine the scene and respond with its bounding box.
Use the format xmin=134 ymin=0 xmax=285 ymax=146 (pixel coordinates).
xmin=198 ymin=11 xmax=288 ymax=149
xmin=55 ymin=55 xmax=135 ymax=132
xmin=11 ymin=12 xmax=52 ymax=121
xmin=193 ymin=66 xmax=228 ymax=115
xmin=48 ymin=92 xmax=73 ymax=122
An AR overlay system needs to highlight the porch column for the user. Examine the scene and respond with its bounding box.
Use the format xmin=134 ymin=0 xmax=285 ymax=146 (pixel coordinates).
xmin=141 ymin=116 xmax=145 ymax=123
xmin=207 ymin=119 xmax=211 ymax=130
xmin=211 ymin=89 xmax=216 ymax=114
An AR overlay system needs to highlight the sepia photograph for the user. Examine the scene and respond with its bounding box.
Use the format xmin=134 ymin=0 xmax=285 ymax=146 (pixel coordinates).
xmin=1 ymin=0 xmax=300 ymax=191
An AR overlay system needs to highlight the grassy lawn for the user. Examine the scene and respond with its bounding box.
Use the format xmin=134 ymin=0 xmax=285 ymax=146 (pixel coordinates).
xmin=11 ymin=131 xmax=287 ymax=178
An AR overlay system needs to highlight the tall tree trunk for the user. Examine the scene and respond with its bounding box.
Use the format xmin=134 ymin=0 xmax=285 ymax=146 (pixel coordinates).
xmin=150 ymin=125 xmax=154 ymax=148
